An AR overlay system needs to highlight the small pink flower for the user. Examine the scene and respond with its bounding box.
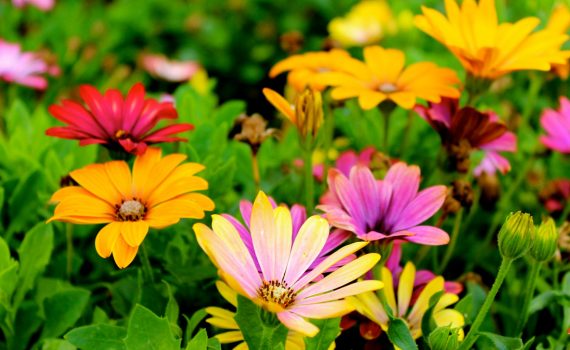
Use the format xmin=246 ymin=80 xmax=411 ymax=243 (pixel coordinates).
xmin=313 ymin=147 xmax=376 ymax=182
xmin=0 ymin=40 xmax=57 ymax=89
xmin=540 ymin=97 xmax=570 ymax=154
xmin=141 ymin=54 xmax=200 ymax=82
xmin=12 ymin=0 xmax=54 ymax=11
xmin=415 ymin=98 xmax=517 ymax=176
xmin=46 ymin=83 xmax=193 ymax=155
xmin=318 ymin=162 xmax=449 ymax=245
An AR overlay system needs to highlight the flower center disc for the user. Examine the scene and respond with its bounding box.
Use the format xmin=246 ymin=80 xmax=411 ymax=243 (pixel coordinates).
xmin=379 ymin=82 xmax=397 ymax=93
xmin=257 ymin=280 xmax=297 ymax=308
xmin=117 ymin=200 xmax=146 ymax=221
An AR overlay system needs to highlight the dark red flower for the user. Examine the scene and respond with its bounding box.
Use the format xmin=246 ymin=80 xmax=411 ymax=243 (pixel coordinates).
xmin=46 ymin=83 xmax=193 ymax=155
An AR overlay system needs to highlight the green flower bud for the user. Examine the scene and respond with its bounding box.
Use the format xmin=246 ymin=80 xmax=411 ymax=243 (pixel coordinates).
xmin=429 ymin=326 xmax=461 ymax=350
xmin=498 ymin=212 xmax=534 ymax=259
xmin=529 ymin=217 xmax=558 ymax=262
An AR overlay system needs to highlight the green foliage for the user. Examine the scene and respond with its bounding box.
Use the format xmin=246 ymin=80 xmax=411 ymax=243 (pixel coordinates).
xmin=66 ymin=325 xmax=127 ymax=350
xmin=234 ymin=295 xmax=288 ymax=350
xmin=304 ymin=318 xmax=341 ymax=350
xmin=123 ymin=305 xmax=181 ymax=350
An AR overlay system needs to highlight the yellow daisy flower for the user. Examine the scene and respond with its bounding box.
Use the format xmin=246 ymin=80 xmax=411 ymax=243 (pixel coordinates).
xmin=547 ymin=4 xmax=570 ymax=79
xmin=349 ymin=262 xmax=464 ymax=341
xmin=48 ymin=147 xmax=214 ymax=268
xmin=414 ymin=0 xmax=570 ymax=79
xmin=318 ymin=46 xmax=460 ymax=110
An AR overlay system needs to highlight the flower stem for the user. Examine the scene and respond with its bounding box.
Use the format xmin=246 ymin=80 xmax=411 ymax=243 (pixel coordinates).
xmin=438 ymin=208 xmax=463 ymax=274
xmin=66 ymin=223 xmax=74 ymax=279
xmin=558 ymin=201 xmax=570 ymax=226
xmin=458 ymin=257 xmax=513 ymax=350
xmin=303 ymin=143 xmax=315 ymax=213
xmin=322 ymin=104 xmax=335 ymax=187
xmin=139 ymin=243 xmax=154 ymax=283
xmin=382 ymin=109 xmax=390 ymax=152
xmin=252 ymin=151 xmax=261 ymax=192
xmin=515 ymin=261 xmax=541 ymax=335
xmin=398 ymin=110 xmax=414 ymax=157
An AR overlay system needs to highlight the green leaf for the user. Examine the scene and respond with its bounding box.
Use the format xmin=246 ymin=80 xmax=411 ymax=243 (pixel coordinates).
xmin=523 ymin=337 xmax=535 ymax=350
xmin=207 ymin=338 xmax=221 ymax=350
xmin=478 ymin=332 xmax=524 ymax=350
xmin=454 ymin=282 xmax=486 ymax=325
xmin=386 ymin=317 xmax=418 ymax=350
xmin=304 ymin=318 xmax=340 ymax=350
xmin=41 ymin=288 xmax=91 ymax=339
xmin=213 ymin=100 xmax=245 ymax=125
xmin=41 ymin=339 xmax=77 ymax=350
xmin=234 ymin=295 xmax=288 ymax=350
xmin=163 ymin=281 xmax=181 ymax=338
xmin=123 ymin=304 xmax=181 ymax=350
xmin=184 ymin=309 xmax=208 ymax=345
xmin=186 ymin=328 xmax=208 ymax=350
xmin=15 ymin=224 xmax=54 ymax=307
xmin=528 ymin=290 xmax=570 ymax=314
xmin=421 ymin=291 xmax=444 ymax=343
xmin=0 ymin=236 xmax=18 ymax=303
xmin=65 ymin=324 xmax=127 ymax=350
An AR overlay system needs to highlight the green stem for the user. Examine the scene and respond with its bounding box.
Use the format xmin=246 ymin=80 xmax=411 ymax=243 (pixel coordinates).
xmin=459 ymin=257 xmax=513 ymax=350
xmin=302 ymin=139 xmax=315 ymax=213
xmin=322 ymin=106 xmax=335 ymax=188
xmin=139 ymin=243 xmax=154 ymax=283
xmin=438 ymin=208 xmax=464 ymax=274
xmin=382 ymin=109 xmax=390 ymax=152
xmin=521 ymin=73 xmax=542 ymax=128
xmin=398 ymin=110 xmax=414 ymax=157
xmin=515 ymin=261 xmax=541 ymax=335
xmin=251 ymin=151 xmax=261 ymax=192
xmin=66 ymin=223 xmax=74 ymax=279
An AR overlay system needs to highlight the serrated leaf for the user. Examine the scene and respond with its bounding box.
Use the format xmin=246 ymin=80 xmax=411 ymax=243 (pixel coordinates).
xmin=186 ymin=328 xmax=208 ymax=350
xmin=184 ymin=309 xmax=208 ymax=345
xmin=123 ymin=304 xmax=180 ymax=350
xmin=65 ymin=324 xmax=127 ymax=350
xmin=478 ymin=332 xmax=523 ymax=350
xmin=41 ymin=288 xmax=91 ymax=339
xmin=386 ymin=317 xmax=418 ymax=350
xmin=304 ymin=317 xmax=340 ymax=350
xmin=234 ymin=295 xmax=287 ymax=350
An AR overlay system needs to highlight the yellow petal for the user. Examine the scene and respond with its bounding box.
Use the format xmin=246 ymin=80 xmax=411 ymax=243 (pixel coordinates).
xmin=397 ymin=262 xmax=416 ymax=317
xmin=95 ymin=222 xmax=122 ymax=258
xmin=112 ymin=235 xmax=139 ymax=269
xmin=263 ymin=88 xmax=296 ymax=123
xmin=121 ymin=221 xmax=150 ymax=247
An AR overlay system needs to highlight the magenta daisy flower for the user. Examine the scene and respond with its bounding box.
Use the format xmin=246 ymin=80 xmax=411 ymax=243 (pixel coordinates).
xmin=46 ymin=83 xmax=193 ymax=155
xmin=540 ymin=97 xmax=570 ymax=154
xmin=318 ymin=162 xmax=449 ymax=244
xmin=12 ymin=0 xmax=54 ymax=11
xmin=0 ymin=39 xmax=57 ymax=89
xmin=194 ymin=191 xmax=383 ymax=337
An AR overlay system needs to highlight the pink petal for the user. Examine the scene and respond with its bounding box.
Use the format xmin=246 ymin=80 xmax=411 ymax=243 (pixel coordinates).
xmin=400 ymin=226 xmax=449 ymax=245
xmin=392 ymin=185 xmax=446 ymax=232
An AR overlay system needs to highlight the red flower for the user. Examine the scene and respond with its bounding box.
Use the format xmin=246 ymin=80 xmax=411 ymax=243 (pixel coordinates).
xmin=46 ymin=83 xmax=193 ymax=155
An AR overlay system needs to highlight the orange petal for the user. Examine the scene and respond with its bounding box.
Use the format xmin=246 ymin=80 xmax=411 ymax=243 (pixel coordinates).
xmin=262 ymin=88 xmax=296 ymax=123
xmin=112 ymin=235 xmax=139 ymax=269
xmin=70 ymin=164 xmax=122 ymax=205
xmin=132 ymin=147 xmax=162 ymax=198
xmin=104 ymin=161 xmax=133 ymax=199
xmin=121 ymin=220 xmax=150 ymax=247
xmin=95 ymin=222 xmax=122 ymax=258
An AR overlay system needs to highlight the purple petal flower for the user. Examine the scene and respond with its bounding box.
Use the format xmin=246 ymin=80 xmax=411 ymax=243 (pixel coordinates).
xmin=540 ymin=97 xmax=570 ymax=154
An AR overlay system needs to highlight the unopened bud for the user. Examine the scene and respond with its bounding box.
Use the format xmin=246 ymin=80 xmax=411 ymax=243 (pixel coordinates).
xmin=429 ymin=326 xmax=461 ymax=350
xmin=295 ymin=88 xmax=323 ymax=137
xmin=530 ymin=218 xmax=558 ymax=262
xmin=498 ymin=212 xmax=534 ymax=259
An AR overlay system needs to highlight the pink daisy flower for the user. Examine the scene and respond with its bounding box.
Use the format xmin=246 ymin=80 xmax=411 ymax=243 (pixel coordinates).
xmin=0 ymin=40 xmax=57 ymax=89
xmin=415 ymin=98 xmax=517 ymax=175
xmin=46 ymin=83 xmax=193 ymax=155
xmin=12 ymin=0 xmax=54 ymax=11
xmin=318 ymin=162 xmax=449 ymax=244
xmin=540 ymin=97 xmax=570 ymax=154
xmin=313 ymin=147 xmax=376 ymax=182
xmin=141 ymin=54 xmax=200 ymax=82
xmin=194 ymin=191 xmax=383 ymax=337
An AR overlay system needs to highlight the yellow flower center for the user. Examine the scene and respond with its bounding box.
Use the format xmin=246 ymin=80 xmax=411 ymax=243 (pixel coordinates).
xmin=379 ymin=82 xmax=398 ymax=93
xmin=257 ymin=280 xmax=297 ymax=308
xmin=116 ymin=199 xmax=146 ymax=221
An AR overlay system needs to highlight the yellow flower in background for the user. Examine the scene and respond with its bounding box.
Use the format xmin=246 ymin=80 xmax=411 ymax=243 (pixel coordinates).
xmin=269 ymin=49 xmax=351 ymax=92
xmin=318 ymin=46 xmax=460 ymax=110
xmin=547 ymin=4 xmax=570 ymax=79
xmin=206 ymin=281 xmax=332 ymax=350
xmin=328 ymin=0 xmax=396 ymax=48
xmin=349 ymin=262 xmax=464 ymax=341
xmin=48 ymin=148 xmax=214 ymax=268
xmin=414 ymin=0 xmax=570 ymax=79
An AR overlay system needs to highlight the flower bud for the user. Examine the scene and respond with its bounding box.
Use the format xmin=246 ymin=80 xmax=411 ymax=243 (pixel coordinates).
xmin=498 ymin=212 xmax=534 ymax=259
xmin=429 ymin=326 xmax=461 ymax=350
xmin=530 ymin=217 xmax=558 ymax=262
xmin=295 ymin=88 xmax=323 ymax=137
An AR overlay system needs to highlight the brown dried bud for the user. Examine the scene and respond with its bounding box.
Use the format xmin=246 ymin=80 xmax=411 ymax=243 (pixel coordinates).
xmin=443 ymin=180 xmax=474 ymax=214
xmin=449 ymin=139 xmax=472 ymax=173
xmin=280 ymin=31 xmax=304 ymax=54
xmin=234 ymin=114 xmax=275 ymax=154
xmin=478 ymin=172 xmax=500 ymax=210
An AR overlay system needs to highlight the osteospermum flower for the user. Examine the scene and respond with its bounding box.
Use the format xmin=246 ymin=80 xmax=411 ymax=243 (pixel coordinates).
xmin=314 ymin=147 xmax=376 ymax=182
xmin=547 ymin=4 xmax=570 ymax=79
xmin=0 ymin=40 xmax=57 ymax=89
xmin=414 ymin=0 xmax=570 ymax=79
xmin=194 ymin=191 xmax=383 ymax=337
xmin=328 ymin=0 xmax=396 ymax=48
xmin=141 ymin=53 xmax=200 ymax=82
xmin=318 ymin=163 xmax=449 ymax=244
xmin=48 ymin=148 xmax=214 ymax=268
xmin=269 ymin=49 xmax=351 ymax=92
xmin=206 ymin=281 xmax=314 ymax=350
xmin=12 ymin=0 xmax=54 ymax=11
xmin=415 ymin=98 xmax=517 ymax=175
xmin=223 ymin=198 xmax=355 ymax=275
xmin=540 ymin=97 xmax=570 ymax=154
xmin=46 ymin=83 xmax=193 ymax=155
xmin=350 ymin=262 xmax=465 ymax=340
xmin=318 ymin=46 xmax=460 ymax=110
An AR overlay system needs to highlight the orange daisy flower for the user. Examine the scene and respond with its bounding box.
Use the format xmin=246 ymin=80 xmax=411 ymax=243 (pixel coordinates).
xmin=414 ymin=0 xmax=570 ymax=79
xmin=318 ymin=46 xmax=460 ymax=110
xmin=48 ymin=147 xmax=214 ymax=268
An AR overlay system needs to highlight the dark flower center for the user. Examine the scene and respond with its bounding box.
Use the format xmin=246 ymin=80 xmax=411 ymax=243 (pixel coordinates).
xmin=115 ymin=199 xmax=146 ymax=221
xmin=257 ymin=280 xmax=297 ymax=308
